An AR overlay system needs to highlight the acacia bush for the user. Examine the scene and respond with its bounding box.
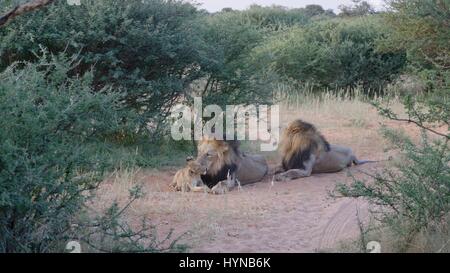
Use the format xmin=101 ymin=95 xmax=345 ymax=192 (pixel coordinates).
xmin=335 ymin=0 xmax=450 ymax=252
xmin=383 ymin=0 xmax=450 ymax=95
xmin=252 ymin=16 xmax=407 ymax=94
xmin=197 ymin=9 xmax=276 ymax=107
xmin=0 ymin=54 xmax=177 ymax=252
xmin=336 ymin=128 xmax=449 ymax=248
xmin=0 ymin=0 xmax=212 ymax=135
xmin=223 ymin=4 xmax=334 ymax=30
xmin=0 ymin=1 xmax=411 ymax=132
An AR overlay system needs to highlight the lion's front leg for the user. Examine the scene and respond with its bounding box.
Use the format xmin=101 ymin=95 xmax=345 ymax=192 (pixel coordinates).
xmin=210 ymin=170 xmax=237 ymax=195
xmin=274 ymin=168 xmax=312 ymax=181
xmin=274 ymin=155 xmax=315 ymax=181
xmin=189 ymin=185 xmax=210 ymax=193
xmin=209 ymin=181 xmax=230 ymax=195
xmin=270 ymin=164 xmax=285 ymax=175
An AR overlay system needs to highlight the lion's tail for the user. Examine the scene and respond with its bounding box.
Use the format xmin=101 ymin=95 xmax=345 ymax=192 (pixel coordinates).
xmin=353 ymin=159 xmax=378 ymax=165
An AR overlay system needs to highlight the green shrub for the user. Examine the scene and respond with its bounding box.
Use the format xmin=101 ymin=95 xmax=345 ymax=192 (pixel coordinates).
xmin=335 ymin=128 xmax=449 ymax=251
xmin=379 ymin=0 xmax=450 ymax=96
xmin=335 ymin=0 xmax=449 ymax=250
xmin=0 ymin=0 xmax=210 ymax=134
xmin=339 ymin=0 xmax=376 ymax=17
xmin=226 ymin=4 xmax=322 ymax=30
xmin=383 ymin=0 xmax=450 ymax=70
xmin=198 ymin=9 xmax=276 ymax=107
xmin=252 ymin=16 xmax=407 ymax=94
xmin=0 ymin=54 xmax=177 ymax=252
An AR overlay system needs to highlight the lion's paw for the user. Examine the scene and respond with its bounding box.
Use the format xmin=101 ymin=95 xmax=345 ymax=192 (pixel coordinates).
xmin=210 ymin=182 xmax=229 ymax=195
xmin=274 ymin=174 xmax=288 ymax=182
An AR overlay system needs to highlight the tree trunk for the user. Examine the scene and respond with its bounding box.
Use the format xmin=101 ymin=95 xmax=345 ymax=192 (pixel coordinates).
xmin=0 ymin=0 xmax=56 ymax=27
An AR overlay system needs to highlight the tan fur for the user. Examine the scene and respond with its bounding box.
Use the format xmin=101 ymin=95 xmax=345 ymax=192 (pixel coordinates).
xmin=195 ymin=137 xmax=268 ymax=194
xmin=280 ymin=119 xmax=329 ymax=165
xmin=196 ymin=138 xmax=240 ymax=178
xmin=275 ymin=119 xmax=366 ymax=181
xmin=170 ymin=158 xmax=208 ymax=193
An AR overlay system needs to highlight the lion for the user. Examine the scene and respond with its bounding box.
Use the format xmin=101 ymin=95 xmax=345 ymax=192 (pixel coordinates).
xmin=274 ymin=119 xmax=375 ymax=181
xmin=170 ymin=156 xmax=209 ymax=193
xmin=195 ymin=137 xmax=269 ymax=194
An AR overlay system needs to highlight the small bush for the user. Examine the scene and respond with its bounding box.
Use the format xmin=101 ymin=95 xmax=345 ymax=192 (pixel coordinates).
xmin=335 ymin=127 xmax=449 ymax=251
xmin=0 ymin=54 xmax=179 ymax=252
xmin=0 ymin=0 xmax=209 ymax=134
xmin=252 ymin=16 xmax=407 ymax=94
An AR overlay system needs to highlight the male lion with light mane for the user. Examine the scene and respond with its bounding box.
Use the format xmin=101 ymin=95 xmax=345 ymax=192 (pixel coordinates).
xmin=195 ymin=137 xmax=269 ymax=194
xmin=170 ymin=156 xmax=208 ymax=193
xmin=274 ymin=119 xmax=376 ymax=181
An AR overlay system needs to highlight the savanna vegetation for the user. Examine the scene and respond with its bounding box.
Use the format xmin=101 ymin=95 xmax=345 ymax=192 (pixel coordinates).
xmin=0 ymin=0 xmax=448 ymax=252
xmin=335 ymin=0 xmax=450 ymax=252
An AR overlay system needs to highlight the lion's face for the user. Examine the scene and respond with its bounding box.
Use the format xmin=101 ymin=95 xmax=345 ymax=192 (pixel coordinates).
xmin=194 ymin=139 xmax=240 ymax=188
xmin=185 ymin=160 xmax=207 ymax=187
xmin=171 ymin=157 xmax=207 ymax=192
xmin=196 ymin=140 xmax=228 ymax=172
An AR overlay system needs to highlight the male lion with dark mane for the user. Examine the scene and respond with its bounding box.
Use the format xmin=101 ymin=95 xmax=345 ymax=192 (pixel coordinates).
xmin=195 ymin=137 xmax=268 ymax=194
xmin=274 ymin=119 xmax=375 ymax=181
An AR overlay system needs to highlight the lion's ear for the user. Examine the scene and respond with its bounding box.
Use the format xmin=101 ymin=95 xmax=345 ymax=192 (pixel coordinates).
xmin=186 ymin=156 xmax=194 ymax=162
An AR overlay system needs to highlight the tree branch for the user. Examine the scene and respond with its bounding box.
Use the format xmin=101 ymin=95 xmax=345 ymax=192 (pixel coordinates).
xmin=0 ymin=0 xmax=56 ymax=27
xmin=388 ymin=116 xmax=450 ymax=139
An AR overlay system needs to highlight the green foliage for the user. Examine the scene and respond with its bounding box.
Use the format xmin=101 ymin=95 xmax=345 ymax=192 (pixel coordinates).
xmin=304 ymin=4 xmax=326 ymax=17
xmin=377 ymin=0 xmax=450 ymax=138
xmin=339 ymin=0 xmax=377 ymax=17
xmin=335 ymin=129 xmax=449 ymax=248
xmin=227 ymin=4 xmax=331 ymax=30
xmin=374 ymin=88 xmax=449 ymax=139
xmin=0 ymin=1 xmax=410 ymax=127
xmin=198 ymin=9 xmax=276 ymax=107
xmin=253 ymin=16 xmax=406 ymax=93
xmin=0 ymin=54 xmax=117 ymax=252
xmin=202 ymin=3 xmax=338 ymax=102
xmin=0 ymin=0 xmax=210 ymax=134
xmin=384 ymin=0 xmax=450 ymax=69
xmin=90 ymin=137 xmax=194 ymax=169
xmin=336 ymin=0 xmax=450 ymax=252
xmin=381 ymin=0 xmax=450 ymax=95
xmin=0 ymin=55 xmax=180 ymax=252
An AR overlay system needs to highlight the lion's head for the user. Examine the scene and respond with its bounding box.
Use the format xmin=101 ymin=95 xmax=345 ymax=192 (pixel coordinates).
xmin=280 ymin=119 xmax=330 ymax=171
xmin=195 ymin=137 xmax=241 ymax=188
xmin=171 ymin=156 xmax=207 ymax=192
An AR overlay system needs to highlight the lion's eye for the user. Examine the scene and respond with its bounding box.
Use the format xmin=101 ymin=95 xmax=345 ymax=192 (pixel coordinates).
xmin=189 ymin=170 xmax=195 ymax=175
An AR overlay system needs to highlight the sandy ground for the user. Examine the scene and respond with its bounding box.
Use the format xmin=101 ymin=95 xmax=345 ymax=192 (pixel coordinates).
xmin=95 ymin=164 xmax=378 ymax=252
xmin=92 ymin=101 xmax=439 ymax=252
